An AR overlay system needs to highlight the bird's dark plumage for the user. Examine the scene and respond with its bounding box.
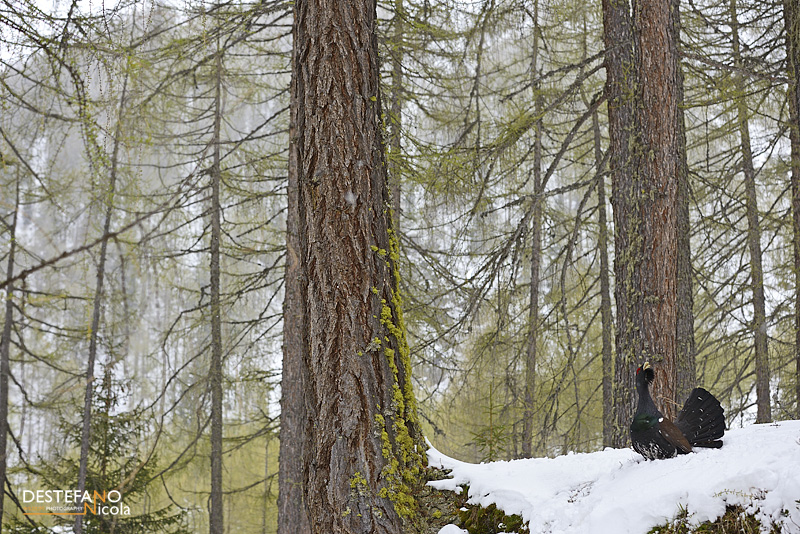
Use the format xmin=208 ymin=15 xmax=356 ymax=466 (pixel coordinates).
xmin=630 ymin=362 xmax=725 ymax=460
xmin=675 ymin=387 xmax=725 ymax=449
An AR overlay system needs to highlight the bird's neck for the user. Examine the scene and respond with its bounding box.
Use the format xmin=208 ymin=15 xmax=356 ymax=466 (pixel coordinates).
xmin=636 ymin=382 xmax=661 ymax=417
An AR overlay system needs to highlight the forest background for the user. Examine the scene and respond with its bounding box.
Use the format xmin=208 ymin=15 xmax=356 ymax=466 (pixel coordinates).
xmin=1 ymin=0 xmax=799 ymax=532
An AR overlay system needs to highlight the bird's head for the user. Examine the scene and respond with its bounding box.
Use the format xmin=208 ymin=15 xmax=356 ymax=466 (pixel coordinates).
xmin=636 ymin=361 xmax=655 ymax=386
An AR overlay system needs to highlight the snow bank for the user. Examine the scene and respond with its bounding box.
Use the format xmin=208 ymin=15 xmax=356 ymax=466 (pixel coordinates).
xmin=428 ymin=420 xmax=800 ymax=534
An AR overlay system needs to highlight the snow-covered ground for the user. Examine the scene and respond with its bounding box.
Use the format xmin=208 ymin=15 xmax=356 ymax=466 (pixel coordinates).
xmin=428 ymin=420 xmax=800 ymax=534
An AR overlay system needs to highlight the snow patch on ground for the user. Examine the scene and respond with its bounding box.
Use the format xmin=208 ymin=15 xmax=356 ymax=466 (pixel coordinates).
xmin=429 ymin=420 xmax=800 ymax=534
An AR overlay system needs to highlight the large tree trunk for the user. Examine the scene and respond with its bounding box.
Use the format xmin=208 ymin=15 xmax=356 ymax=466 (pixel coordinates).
xmin=293 ymin=0 xmax=426 ymax=532
xmin=602 ymin=0 xmax=639 ymax=447
xmin=785 ymin=0 xmax=800 ymax=419
xmin=605 ymin=0 xmax=682 ymax=435
xmin=631 ymin=0 xmax=682 ymax=420
xmin=674 ymin=0 xmax=696 ymax=404
xmin=208 ymin=40 xmax=225 ymax=534
xmin=730 ymin=0 xmax=771 ymax=423
xmin=277 ymin=32 xmax=311 ymax=533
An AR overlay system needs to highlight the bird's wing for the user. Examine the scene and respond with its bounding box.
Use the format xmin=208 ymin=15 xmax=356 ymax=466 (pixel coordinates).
xmin=658 ymin=418 xmax=692 ymax=454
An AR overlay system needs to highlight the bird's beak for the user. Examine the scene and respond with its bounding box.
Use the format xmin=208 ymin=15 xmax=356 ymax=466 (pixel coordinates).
xmin=643 ymin=361 xmax=651 ymax=370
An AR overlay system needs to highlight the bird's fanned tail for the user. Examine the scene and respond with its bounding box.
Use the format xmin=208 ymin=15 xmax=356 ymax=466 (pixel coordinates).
xmin=674 ymin=387 xmax=725 ymax=448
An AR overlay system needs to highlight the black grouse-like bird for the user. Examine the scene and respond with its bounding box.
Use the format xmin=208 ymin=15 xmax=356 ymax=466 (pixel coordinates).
xmin=630 ymin=362 xmax=726 ymax=460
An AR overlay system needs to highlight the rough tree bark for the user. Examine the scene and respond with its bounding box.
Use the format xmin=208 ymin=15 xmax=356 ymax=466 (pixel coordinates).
xmin=604 ymin=0 xmax=682 ymax=434
xmin=602 ymin=0 xmax=639 ymax=447
xmin=730 ymin=0 xmax=771 ymax=423
xmin=631 ymin=0 xmax=682 ymax=420
xmin=293 ymin=0 xmax=426 ymax=532
xmin=674 ymin=0 xmax=696 ymax=404
xmin=785 ymin=0 xmax=800 ymax=418
xmin=277 ymin=29 xmax=311 ymax=533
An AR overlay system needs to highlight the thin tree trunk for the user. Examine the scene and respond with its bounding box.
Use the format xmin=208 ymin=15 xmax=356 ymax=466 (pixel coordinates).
xmin=293 ymin=0 xmax=426 ymax=531
xmin=208 ymin=39 xmax=225 ymax=534
xmin=262 ymin=435 xmax=270 ymax=534
xmin=74 ymin=73 xmax=128 ymax=534
xmin=785 ymin=0 xmax=800 ymax=418
xmin=674 ymin=0 xmax=696 ymax=403
xmin=730 ymin=0 xmax=771 ymax=423
xmin=389 ymin=0 xmax=403 ymax=229
xmin=592 ymin=111 xmax=615 ymax=448
xmin=602 ymin=0 xmax=638 ymax=447
xmin=522 ymin=0 xmax=542 ymax=459
xmin=277 ymin=25 xmax=310 ymax=533
xmin=0 ymin=173 xmax=19 ymax=534
xmin=18 ymin=280 xmax=26 ymax=449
